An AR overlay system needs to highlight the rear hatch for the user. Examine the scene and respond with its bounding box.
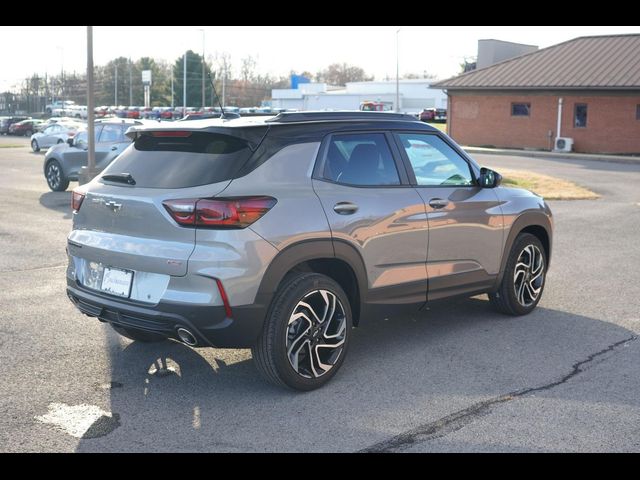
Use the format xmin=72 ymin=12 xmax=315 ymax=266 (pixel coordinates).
xmin=69 ymin=127 xmax=266 ymax=277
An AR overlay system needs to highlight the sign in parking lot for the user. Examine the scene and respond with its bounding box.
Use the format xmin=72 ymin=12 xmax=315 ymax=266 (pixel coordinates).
xmin=142 ymin=70 xmax=152 ymax=84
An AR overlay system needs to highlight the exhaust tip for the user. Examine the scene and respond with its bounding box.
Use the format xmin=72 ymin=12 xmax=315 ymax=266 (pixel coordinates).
xmin=176 ymin=327 xmax=197 ymax=346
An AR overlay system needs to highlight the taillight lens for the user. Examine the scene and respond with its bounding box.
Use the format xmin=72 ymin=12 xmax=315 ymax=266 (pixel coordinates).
xmin=163 ymin=196 xmax=276 ymax=229
xmin=72 ymin=189 xmax=85 ymax=212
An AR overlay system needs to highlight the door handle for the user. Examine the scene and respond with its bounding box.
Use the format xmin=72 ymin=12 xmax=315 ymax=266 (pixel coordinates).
xmin=111 ymin=146 xmax=118 ymax=151
xmin=428 ymin=198 xmax=449 ymax=209
xmin=333 ymin=202 xmax=359 ymax=215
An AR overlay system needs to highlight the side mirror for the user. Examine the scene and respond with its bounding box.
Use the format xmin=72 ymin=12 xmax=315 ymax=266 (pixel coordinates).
xmin=66 ymin=137 xmax=74 ymax=147
xmin=478 ymin=167 xmax=502 ymax=188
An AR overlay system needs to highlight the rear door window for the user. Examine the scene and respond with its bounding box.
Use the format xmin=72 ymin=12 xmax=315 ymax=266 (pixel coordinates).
xmin=323 ymin=133 xmax=400 ymax=186
xmin=100 ymin=131 xmax=254 ymax=189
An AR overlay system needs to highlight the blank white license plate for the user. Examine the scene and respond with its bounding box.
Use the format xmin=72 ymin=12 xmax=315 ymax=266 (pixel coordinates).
xmin=100 ymin=267 xmax=133 ymax=297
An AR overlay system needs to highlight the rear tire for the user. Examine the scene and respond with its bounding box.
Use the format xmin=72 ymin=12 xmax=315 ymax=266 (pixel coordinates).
xmin=112 ymin=324 xmax=166 ymax=343
xmin=489 ymin=233 xmax=547 ymax=316
xmin=252 ymin=273 xmax=352 ymax=391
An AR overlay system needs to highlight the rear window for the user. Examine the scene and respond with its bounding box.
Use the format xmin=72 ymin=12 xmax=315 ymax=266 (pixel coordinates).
xmin=100 ymin=131 xmax=253 ymax=189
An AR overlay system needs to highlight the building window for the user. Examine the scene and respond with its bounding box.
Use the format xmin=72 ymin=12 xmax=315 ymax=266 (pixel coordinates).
xmin=637 ymin=104 xmax=640 ymax=120
xmin=511 ymin=103 xmax=530 ymax=116
xmin=574 ymin=104 xmax=588 ymax=128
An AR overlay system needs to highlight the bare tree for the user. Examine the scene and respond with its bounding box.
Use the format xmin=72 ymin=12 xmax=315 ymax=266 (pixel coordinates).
xmin=315 ymin=63 xmax=373 ymax=86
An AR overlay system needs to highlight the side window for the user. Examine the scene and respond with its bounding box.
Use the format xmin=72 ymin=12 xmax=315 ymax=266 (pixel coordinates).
xmin=397 ymin=133 xmax=473 ymax=187
xmin=74 ymin=131 xmax=88 ymax=148
xmin=99 ymin=124 xmax=124 ymax=143
xmin=574 ymin=104 xmax=588 ymax=128
xmin=43 ymin=126 xmax=54 ymax=134
xmin=323 ymin=133 xmax=400 ymax=186
xmin=92 ymin=124 xmax=103 ymax=142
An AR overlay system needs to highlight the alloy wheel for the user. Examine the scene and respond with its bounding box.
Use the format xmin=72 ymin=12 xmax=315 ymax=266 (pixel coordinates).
xmin=513 ymin=245 xmax=545 ymax=307
xmin=47 ymin=163 xmax=61 ymax=190
xmin=285 ymin=289 xmax=347 ymax=378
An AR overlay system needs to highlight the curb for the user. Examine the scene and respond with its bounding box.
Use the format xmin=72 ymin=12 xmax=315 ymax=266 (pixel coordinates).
xmin=463 ymin=147 xmax=640 ymax=166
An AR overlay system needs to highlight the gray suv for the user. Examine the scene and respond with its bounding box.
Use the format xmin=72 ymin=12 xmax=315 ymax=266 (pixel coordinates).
xmin=44 ymin=119 xmax=141 ymax=191
xmin=66 ymin=112 xmax=553 ymax=390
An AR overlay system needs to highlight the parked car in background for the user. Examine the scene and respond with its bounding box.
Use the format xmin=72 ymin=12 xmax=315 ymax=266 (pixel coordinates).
xmin=43 ymin=119 xmax=139 ymax=191
xmin=30 ymin=122 xmax=84 ymax=152
xmin=8 ymin=119 xmax=44 ymax=136
xmin=45 ymin=100 xmax=75 ymax=115
xmin=68 ymin=105 xmax=88 ymax=119
xmin=419 ymin=108 xmax=447 ymax=123
xmin=0 ymin=116 xmax=31 ymax=134
xmin=160 ymin=107 xmax=175 ymax=119
xmin=36 ymin=117 xmax=81 ymax=132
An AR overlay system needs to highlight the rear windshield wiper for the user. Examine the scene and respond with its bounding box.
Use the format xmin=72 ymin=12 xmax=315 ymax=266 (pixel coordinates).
xmin=101 ymin=173 xmax=136 ymax=185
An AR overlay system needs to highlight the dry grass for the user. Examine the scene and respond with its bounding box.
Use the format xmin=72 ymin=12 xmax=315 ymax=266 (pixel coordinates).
xmin=0 ymin=144 xmax=24 ymax=148
xmin=498 ymin=168 xmax=600 ymax=200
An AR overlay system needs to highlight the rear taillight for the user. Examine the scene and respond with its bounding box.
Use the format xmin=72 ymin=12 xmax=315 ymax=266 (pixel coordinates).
xmin=163 ymin=196 xmax=276 ymax=229
xmin=72 ymin=189 xmax=85 ymax=212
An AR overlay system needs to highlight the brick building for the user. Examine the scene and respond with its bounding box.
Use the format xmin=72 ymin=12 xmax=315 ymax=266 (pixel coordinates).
xmin=433 ymin=34 xmax=640 ymax=154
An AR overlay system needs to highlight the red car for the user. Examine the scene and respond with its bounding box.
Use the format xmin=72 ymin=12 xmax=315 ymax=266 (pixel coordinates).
xmin=8 ymin=119 xmax=44 ymax=136
xmin=419 ymin=108 xmax=447 ymax=123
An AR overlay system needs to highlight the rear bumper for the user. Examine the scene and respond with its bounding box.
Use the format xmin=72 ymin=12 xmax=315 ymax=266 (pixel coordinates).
xmin=67 ymin=279 xmax=267 ymax=348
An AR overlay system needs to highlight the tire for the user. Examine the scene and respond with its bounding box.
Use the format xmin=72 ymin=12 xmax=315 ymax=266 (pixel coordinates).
xmin=45 ymin=160 xmax=69 ymax=191
xmin=252 ymin=273 xmax=352 ymax=391
xmin=31 ymin=139 xmax=40 ymax=152
xmin=489 ymin=233 xmax=547 ymax=316
xmin=25 ymin=129 xmax=32 ymax=137
xmin=111 ymin=324 xmax=166 ymax=343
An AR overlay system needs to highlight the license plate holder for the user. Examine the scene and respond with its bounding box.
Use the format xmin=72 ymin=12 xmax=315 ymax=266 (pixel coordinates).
xmin=100 ymin=267 xmax=133 ymax=298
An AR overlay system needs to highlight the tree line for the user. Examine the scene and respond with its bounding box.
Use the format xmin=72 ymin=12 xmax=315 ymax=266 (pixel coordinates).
xmin=10 ymin=55 xmax=433 ymax=113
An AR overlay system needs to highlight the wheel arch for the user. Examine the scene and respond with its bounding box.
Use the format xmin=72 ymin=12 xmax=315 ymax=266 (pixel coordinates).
xmin=254 ymin=239 xmax=367 ymax=326
xmin=496 ymin=211 xmax=552 ymax=287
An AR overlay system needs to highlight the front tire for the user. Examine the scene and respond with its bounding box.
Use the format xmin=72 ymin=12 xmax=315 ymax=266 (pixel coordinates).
xmin=45 ymin=160 xmax=69 ymax=191
xmin=111 ymin=324 xmax=166 ymax=343
xmin=31 ymin=139 xmax=40 ymax=152
xmin=252 ymin=273 xmax=352 ymax=391
xmin=489 ymin=233 xmax=547 ymax=315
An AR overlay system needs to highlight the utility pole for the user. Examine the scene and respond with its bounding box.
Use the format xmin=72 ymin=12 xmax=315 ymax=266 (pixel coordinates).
xmin=114 ymin=64 xmax=118 ymax=106
xmin=171 ymin=69 xmax=174 ymax=108
xmin=183 ymin=51 xmax=187 ymax=116
xmin=395 ymin=28 xmax=401 ymax=113
xmin=222 ymin=63 xmax=226 ymax=108
xmin=199 ymin=29 xmax=205 ymax=109
xmin=79 ymin=26 xmax=96 ymax=185
xmin=128 ymin=58 xmax=132 ymax=106
xmin=57 ymin=46 xmax=64 ymax=104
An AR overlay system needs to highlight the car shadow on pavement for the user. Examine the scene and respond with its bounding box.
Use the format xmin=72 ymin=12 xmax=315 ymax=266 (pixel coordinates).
xmin=74 ymin=296 xmax=638 ymax=452
xmin=39 ymin=191 xmax=72 ymax=220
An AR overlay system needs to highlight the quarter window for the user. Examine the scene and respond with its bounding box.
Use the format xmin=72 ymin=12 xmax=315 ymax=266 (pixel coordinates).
xmin=511 ymin=103 xmax=531 ymax=116
xmin=99 ymin=124 xmax=124 ymax=143
xmin=397 ymin=133 xmax=473 ymax=187
xmin=323 ymin=133 xmax=400 ymax=186
xmin=574 ymin=104 xmax=588 ymax=128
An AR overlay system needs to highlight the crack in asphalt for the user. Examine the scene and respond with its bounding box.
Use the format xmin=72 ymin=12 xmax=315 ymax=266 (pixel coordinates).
xmin=359 ymin=335 xmax=638 ymax=453
xmin=1 ymin=263 xmax=66 ymax=274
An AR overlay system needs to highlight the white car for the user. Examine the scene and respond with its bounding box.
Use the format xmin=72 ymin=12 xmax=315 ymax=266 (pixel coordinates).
xmin=30 ymin=123 xmax=84 ymax=152
xmin=67 ymin=105 xmax=88 ymax=119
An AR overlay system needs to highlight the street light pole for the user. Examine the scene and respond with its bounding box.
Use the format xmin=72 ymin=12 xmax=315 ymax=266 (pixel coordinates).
xmin=79 ymin=26 xmax=96 ymax=185
xmin=396 ymin=28 xmax=401 ymax=113
xmin=114 ymin=64 xmax=118 ymax=106
xmin=183 ymin=51 xmax=187 ymax=116
xmin=199 ymin=29 xmax=205 ymax=109
xmin=56 ymin=46 xmax=64 ymax=104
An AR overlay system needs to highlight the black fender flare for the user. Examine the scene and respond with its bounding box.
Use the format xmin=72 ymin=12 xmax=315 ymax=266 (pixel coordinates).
xmin=253 ymin=239 xmax=368 ymax=317
xmin=495 ymin=211 xmax=553 ymax=287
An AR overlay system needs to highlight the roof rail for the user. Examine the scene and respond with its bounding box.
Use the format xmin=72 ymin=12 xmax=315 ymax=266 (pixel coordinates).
xmin=265 ymin=111 xmax=419 ymax=123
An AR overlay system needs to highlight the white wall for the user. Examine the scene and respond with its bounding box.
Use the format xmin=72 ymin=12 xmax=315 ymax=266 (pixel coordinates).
xmin=271 ymin=80 xmax=447 ymax=113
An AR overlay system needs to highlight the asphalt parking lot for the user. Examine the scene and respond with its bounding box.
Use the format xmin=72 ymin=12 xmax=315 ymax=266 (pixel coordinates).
xmin=1 ymin=134 xmax=639 ymax=452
